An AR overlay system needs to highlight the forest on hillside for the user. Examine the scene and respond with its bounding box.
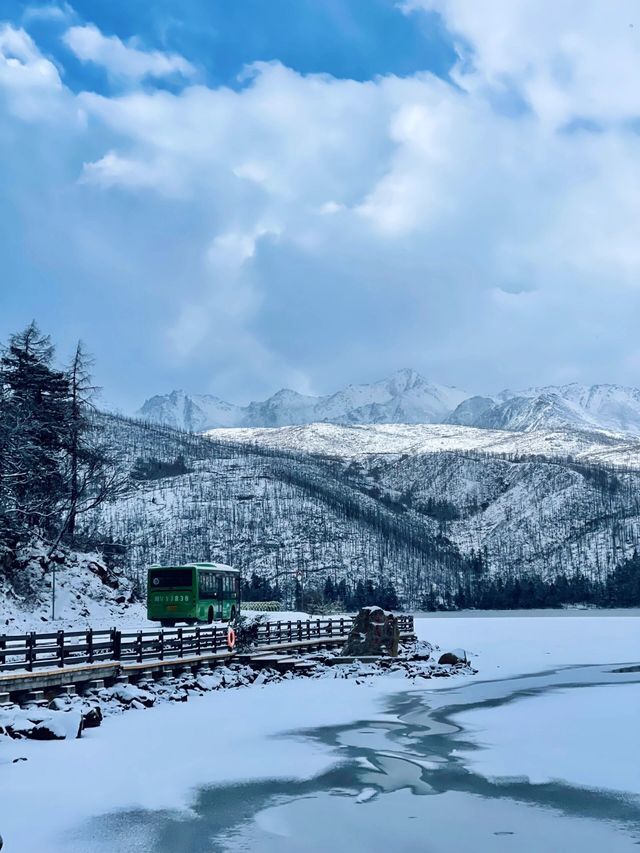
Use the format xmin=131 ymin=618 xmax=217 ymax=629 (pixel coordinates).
xmin=2 ymin=323 xmax=640 ymax=612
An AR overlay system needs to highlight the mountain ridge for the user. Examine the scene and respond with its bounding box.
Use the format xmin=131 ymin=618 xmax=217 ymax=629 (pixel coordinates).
xmin=137 ymin=372 xmax=640 ymax=436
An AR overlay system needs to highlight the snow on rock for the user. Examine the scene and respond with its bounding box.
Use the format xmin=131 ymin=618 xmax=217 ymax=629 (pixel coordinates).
xmin=1 ymin=707 xmax=82 ymax=741
xmin=0 ymin=541 xmax=148 ymax=633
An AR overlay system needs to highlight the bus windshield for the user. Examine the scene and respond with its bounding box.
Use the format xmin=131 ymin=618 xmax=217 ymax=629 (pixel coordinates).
xmin=149 ymin=568 xmax=193 ymax=589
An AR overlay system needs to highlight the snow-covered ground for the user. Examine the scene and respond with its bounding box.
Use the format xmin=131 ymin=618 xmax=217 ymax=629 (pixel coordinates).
xmin=1 ymin=612 xmax=639 ymax=852
xmin=209 ymin=420 xmax=640 ymax=468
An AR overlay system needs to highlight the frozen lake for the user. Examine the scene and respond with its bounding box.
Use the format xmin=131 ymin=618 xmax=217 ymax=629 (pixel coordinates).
xmin=2 ymin=612 xmax=640 ymax=851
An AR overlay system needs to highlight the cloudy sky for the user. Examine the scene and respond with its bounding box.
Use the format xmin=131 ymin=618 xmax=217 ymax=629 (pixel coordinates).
xmin=1 ymin=1 xmax=640 ymax=410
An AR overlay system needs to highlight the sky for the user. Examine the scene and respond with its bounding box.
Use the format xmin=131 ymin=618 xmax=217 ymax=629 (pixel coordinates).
xmin=2 ymin=1 xmax=640 ymax=411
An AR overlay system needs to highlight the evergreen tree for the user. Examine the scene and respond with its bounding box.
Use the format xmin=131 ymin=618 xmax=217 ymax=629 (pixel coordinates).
xmin=0 ymin=322 xmax=70 ymax=547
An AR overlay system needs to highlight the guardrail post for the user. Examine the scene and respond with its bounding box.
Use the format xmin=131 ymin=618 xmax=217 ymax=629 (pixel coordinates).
xmin=277 ymin=620 xmax=282 ymax=644
xmin=111 ymin=628 xmax=121 ymax=661
xmin=297 ymin=620 xmax=302 ymax=642
xmin=287 ymin=621 xmax=292 ymax=643
xmin=86 ymin=628 xmax=94 ymax=664
xmin=178 ymin=627 xmax=183 ymax=658
xmin=266 ymin=622 xmax=271 ymax=645
xmin=159 ymin=630 xmax=165 ymax=660
xmin=315 ymin=618 xmax=320 ymax=640
xmin=136 ymin=631 xmax=143 ymax=663
xmin=0 ymin=635 xmax=5 ymax=668
xmin=195 ymin=626 xmax=201 ymax=656
xmin=57 ymin=630 xmax=64 ymax=668
xmin=213 ymin=627 xmax=218 ymax=654
xmin=340 ymin=617 xmax=344 ymax=636
xmin=328 ymin=619 xmax=333 ymax=638
xmin=307 ymin=620 xmax=311 ymax=640
xmin=26 ymin=632 xmax=35 ymax=672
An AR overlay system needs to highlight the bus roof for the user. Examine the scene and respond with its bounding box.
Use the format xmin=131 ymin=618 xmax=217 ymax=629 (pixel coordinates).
xmin=149 ymin=562 xmax=239 ymax=574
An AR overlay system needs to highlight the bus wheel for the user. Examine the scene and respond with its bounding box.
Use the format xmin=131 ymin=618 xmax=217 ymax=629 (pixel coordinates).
xmin=207 ymin=606 xmax=214 ymax=624
xmin=230 ymin=606 xmax=237 ymax=624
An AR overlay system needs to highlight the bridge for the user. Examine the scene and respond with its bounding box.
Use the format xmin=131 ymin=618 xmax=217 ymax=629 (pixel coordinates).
xmin=0 ymin=615 xmax=416 ymax=704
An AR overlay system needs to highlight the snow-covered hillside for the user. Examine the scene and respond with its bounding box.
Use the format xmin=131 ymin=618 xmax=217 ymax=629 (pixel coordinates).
xmin=208 ymin=421 xmax=640 ymax=469
xmin=137 ymin=369 xmax=468 ymax=430
xmin=64 ymin=414 xmax=640 ymax=609
xmin=0 ymin=542 xmax=145 ymax=633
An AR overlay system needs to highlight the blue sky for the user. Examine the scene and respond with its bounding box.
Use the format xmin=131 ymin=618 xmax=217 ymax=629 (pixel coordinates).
xmin=2 ymin=1 xmax=640 ymax=410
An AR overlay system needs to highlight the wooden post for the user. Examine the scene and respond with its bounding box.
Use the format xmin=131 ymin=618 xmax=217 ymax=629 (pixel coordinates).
xmin=266 ymin=621 xmax=271 ymax=645
xmin=178 ymin=627 xmax=184 ymax=658
xmin=86 ymin=628 xmax=94 ymax=664
xmin=288 ymin=621 xmax=292 ymax=643
xmin=297 ymin=620 xmax=302 ymax=641
xmin=111 ymin=628 xmax=121 ymax=661
xmin=195 ymin=626 xmax=201 ymax=656
xmin=136 ymin=631 xmax=143 ymax=663
xmin=159 ymin=630 xmax=165 ymax=661
xmin=26 ymin=632 xmax=35 ymax=672
xmin=57 ymin=630 xmax=64 ymax=668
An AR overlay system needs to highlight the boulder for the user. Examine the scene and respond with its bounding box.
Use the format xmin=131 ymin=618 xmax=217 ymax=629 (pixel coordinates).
xmin=438 ymin=649 xmax=467 ymax=666
xmin=81 ymin=706 xmax=103 ymax=729
xmin=26 ymin=710 xmax=83 ymax=740
xmin=342 ymin=606 xmax=399 ymax=657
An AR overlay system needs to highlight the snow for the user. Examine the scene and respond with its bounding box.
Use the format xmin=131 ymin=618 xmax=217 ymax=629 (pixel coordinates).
xmin=453 ymin=682 xmax=640 ymax=794
xmin=208 ymin=420 xmax=640 ymax=468
xmin=0 ymin=677 xmax=408 ymax=852
xmin=1 ymin=612 xmax=639 ymax=853
xmin=422 ymin=609 xmax=640 ymax=679
xmin=0 ymin=546 xmax=149 ymax=634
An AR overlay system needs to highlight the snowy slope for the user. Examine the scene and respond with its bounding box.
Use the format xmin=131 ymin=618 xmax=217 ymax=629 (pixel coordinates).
xmin=138 ymin=369 xmax=468 ymax=430
xmin=208 ymin=421 xmax=640 ymax=469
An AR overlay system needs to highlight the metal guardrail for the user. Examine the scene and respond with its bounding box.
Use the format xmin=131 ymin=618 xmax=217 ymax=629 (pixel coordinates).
xmin=0 ymin=615 xmax=415 ymax=674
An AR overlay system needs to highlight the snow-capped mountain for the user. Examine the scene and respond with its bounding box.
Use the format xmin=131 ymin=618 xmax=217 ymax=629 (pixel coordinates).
xmin=448 ymin=384 xmax=640 ymax=435
xmin=137 ymin=369 xmax=468 ymax=431
xmin=138 ymin=375 xmax=640 ymax=436
xmin=137 ymin=390 xmax=243 ymax=431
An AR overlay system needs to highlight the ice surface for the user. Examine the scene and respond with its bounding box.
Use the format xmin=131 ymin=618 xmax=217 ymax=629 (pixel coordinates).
xmin=1 ymin=612 xmax=639 ymax=853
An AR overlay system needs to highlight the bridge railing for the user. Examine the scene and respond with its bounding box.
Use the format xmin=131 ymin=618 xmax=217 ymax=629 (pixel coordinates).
xmin=0 ymin=615 xmax=415 ymax=673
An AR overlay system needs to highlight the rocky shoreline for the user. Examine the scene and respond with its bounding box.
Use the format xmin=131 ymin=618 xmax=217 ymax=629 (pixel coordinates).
xmin=0 ymin=640 xmax=475 ymax=745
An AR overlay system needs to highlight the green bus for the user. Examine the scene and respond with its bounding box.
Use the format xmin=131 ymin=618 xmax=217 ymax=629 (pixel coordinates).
xmin=147 ymin=563 xmax=240 ymax=626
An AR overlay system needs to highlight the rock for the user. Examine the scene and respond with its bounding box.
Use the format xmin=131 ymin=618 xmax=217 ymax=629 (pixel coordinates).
xmin=342 ymin=606 xmax=399 ymax=657
xmin=26 ymin=711 xmax=83 ymax=740
xmin=81 ymin=706 xmax=103 ymax=729
xmin=438 ymin=649 xmax=467 ymax=666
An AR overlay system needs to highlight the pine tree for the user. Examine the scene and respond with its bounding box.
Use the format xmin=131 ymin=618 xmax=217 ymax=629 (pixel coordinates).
xmin=0 ymin=322 xmax=70 ymax=547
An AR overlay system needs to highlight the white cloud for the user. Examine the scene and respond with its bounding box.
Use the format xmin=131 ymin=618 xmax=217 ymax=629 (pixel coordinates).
xmin=0 ymin=24 xmax=66 ymax=118
xmin=22 ymin=3 xmax=74 ymax=23
xmin=2 ymin=10 xmax=640 ymax=405
xmin=404 ymin=1 xmax=640 ymax=126
xmin=63 ymin=23 xmax=195 ymax=82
